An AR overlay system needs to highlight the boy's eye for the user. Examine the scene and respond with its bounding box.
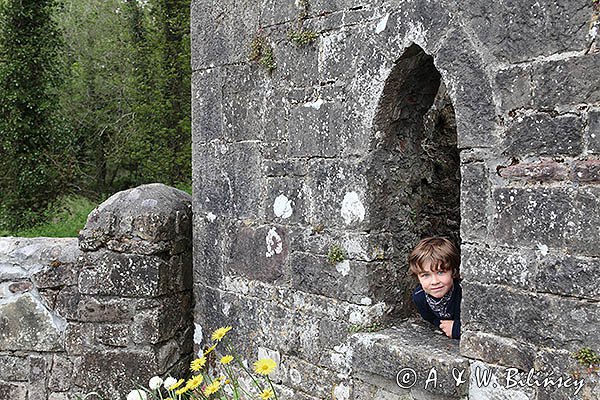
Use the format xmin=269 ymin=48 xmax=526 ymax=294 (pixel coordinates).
xmin=420 ymin=273 xmax=430 ymax=278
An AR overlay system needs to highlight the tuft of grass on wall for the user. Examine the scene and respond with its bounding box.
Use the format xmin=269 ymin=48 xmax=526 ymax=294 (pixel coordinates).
xmin=1 ymin=195 xmax=97 ymax=238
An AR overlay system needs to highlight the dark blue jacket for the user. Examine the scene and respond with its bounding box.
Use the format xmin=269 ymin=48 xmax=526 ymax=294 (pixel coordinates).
xmin=412 ymin=279 xmax=462 ymax=339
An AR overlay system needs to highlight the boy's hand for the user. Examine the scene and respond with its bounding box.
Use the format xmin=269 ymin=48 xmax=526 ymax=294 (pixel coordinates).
xmin=439 ymin=320 xmax=454 ymax=338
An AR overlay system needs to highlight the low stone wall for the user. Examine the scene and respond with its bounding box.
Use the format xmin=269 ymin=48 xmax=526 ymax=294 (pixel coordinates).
xmin=0 ymin=183 xmax=193 ymax=400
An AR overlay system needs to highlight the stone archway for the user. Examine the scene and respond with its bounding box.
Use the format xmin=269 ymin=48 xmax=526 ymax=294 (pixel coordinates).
xmin=368 ymin=43 xmax=461 ymax=320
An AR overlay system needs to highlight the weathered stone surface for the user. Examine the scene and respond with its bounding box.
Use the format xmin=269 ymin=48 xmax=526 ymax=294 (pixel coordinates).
xmin=191 ymin=68 xmax=224 ymax=144
xmin=350 ymin=322 xmax=469 ymax=399
xmin=460 ymin=331 xmax=536 ymax=371
xmin=462 ymin=281 xmax=600 ymax=350
xmin=78 ymin=250 xmax=166 ymax=297
xmin=491 ymin=187 xmax=573 ymax=248
xmin=49 ymin=355 xmax=73 ymax=392
xmin=435 ymin=29 xmax=498 ymax=148
xmin=502 ymin=113 xmax=584 ymax=157
xmin=460 ymin=163 xmax=489 ymax=241
xmin=0 ymin=382 xmax=27 ymax=400
xmin=565 ymin=187 xmax=600 ymax=257
xmin=195 ymin=141 xmax=265 ymax=219
xmin=190 ymin=0 xmax=260 ymax=69
xmin=95 ymin=323 xmax=129 ymax=347
xmin=0 ymin=293 xmax=64 ymax=351
xmin=79 ymin=183 xmax=192 ymax=254
xmin=464 ymin=0 xmax=591 ymax=63
xmin=64 ymin=322 xmax=95 ymax=355
xmin=75 ymin=350 xmax=158 ymax=399
xmin=588 ymin=109 xmax=600 ymax=153
xmin=531 ymin=54 xmax=600 ymax=108
xmin=29 ymin=355 xmax=49 ymax=400
xmin=534 ymin=348 xmax=597 ymax=400
xmin=265 ymin=177 xmax=310 ymax=225
xmin=227 ymin=224 xmax=288 ymax=283
xmin=535 ymin=254 xmax=600 ymax=300
xmin=570 ymin=159 xmax=600 ymax=183
xmin=32 ymin=262 xmax=78 ymax=289
xmin=498 ymin=159 xmax=569 ymax=182
xmin=495 ymin=65 xmax=533 ymax=112
xmin=0 ymin=355 xmax=29 ymax=381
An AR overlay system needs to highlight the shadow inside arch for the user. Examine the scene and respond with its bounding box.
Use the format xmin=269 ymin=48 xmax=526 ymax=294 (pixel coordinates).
xmin=367 ymin=43 xmax=461 ymax=321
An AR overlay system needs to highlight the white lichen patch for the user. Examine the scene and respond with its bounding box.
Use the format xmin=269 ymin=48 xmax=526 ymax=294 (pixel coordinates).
xmin=333 ymin=383 xmax=351 ymax=400
xmin=289 ymin=368 xmax=302 ymax=384
xmin=303 ymin=98 xmax=324 ymax=110
xmin=206 ymin=212 xmax=217 ymax=222
xmin=341 ymin=192 xmax=365 ymax=225
xmin=536 ymin=243 xmax=549 ymax=256
xmin=336 ymin=260 xmax=350 ymax=276
xmin=360 ymin=297 xmax=372 ymax=306
xmin=273 ymin=194 xmax=293 ymax=219
xmin=265 ymin=227 xmax=283 ymax=258
xmin=141 ymin=199 xmax=158 ymax=208
xmin=375 ymin=13 xmax=389 ymax=34
xmin=193 ymin=323 xmax=203 ymax=353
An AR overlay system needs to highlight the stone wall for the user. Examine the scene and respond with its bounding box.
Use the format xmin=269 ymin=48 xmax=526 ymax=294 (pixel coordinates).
xmin=191 ymin=0 xmax=600 ymax=399
xmin=0 ymin=184 xmax=193 ymax=400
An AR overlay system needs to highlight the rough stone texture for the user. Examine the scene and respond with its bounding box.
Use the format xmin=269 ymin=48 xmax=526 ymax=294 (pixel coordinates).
xmin=191 ymin=0 xmax=600 ymax=398
xmin=0 ymin=184 xmax=193 ymax=400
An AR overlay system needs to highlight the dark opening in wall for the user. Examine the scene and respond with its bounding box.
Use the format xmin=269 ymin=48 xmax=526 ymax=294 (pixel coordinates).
xmin=368 ymin=44 xmax=461 ymax=320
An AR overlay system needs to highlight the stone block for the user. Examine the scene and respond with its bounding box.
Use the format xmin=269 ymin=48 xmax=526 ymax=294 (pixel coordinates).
xmin=435 ymin=29 xmax=498 ymax=149
xmin=70 ymin=296 xmax=131 ymax=323
xmin=28 ymin=355 xmax=49 ymax=400
xmin=95 ymin=324 xmax=129 ymax=347
xmin=191 ymin=68 xmax=224 ymax=143
xmin=190 ymin=0 xmax=260 ymax=69
xmin=570 ymin=160 xmax=600 ymax=183
xmin=78 ymin=250 xmax=167 ymax=297
xmin=350 ymin=322 xmax=469 ymax=399
xmin=0 ymin=382 xmax=27 ymax=400
xmin=565 ymin=187 xmax=600 ymax=257
xmin=79 ymin=183 xmax=192 ymax=254
xmin=534 ymin=348 xmax=594 ymax=400
xmin=535 ymin=254 xmax=600 ymax=300
xmin=491 ymin=187 xmax=573 ymax=248
xmin=460 ymin=331 xmax=536 ymax=371
xmin=462 ymin=281 xmax=600 ymax=350
xmin=531 ymin=54 xmax=600 ymax=108
xmin=588 ymin=110 xmax=600 ymax=153
xmin=195 ymin=141 xmax=265 ymax=219
xmin=49 ymin=355 xmax=73 ymax=392
xmin=259 ymin=0 xmax=297 ymax=26
xmin=289 ymin=252 xmax=370 ymax=303
xmin=31 ymin=262 xmax=78 ymax=289
xmin=464 ymin=0 xmax=590 ymax=63
xmin=0 ymin=293 xmax=64 ymax=351
xmin=192 ymin=217 xmax=227 ymax=287
xmin=222 ymin=64 xmax=269 ymax=142
xmin=461 ymin=244 xmax=535 ymax=290
xmin=0 ymin=355 xmax=29 ymax=381
xmin=278 ymin=355 xmax=341 ymax=400
xmin=495 ymin=65 xmax=533 ymax=112
xmin=227 ymin=224 xmax=288 ymax=283
xmin=272 ymin=31 xmax=320 ymax=88
xmin=75 ymin=350 xmax=158 ymax=399
xmin=64 ymin=322 xmax=95 ymax=355
xmin=502 ymin=113 xmax=584 ymax=157
xmin=303 ymin=158 xmax=369 ymax=229
xmin=265 ymin=177 xmax=310 ymax=226
xmin=498 ymin=160 xmax=569 ymax=183
xmin=460 ymin=163 xmax=489 ymax=241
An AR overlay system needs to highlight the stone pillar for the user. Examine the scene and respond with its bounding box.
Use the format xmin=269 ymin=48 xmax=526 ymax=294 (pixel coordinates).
xmin=0 ymin=183 xmax=193 ymax=400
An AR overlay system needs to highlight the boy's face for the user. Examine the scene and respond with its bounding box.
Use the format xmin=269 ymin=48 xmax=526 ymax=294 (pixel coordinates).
xmin=416 ymin=262 xmax=454 ymax=299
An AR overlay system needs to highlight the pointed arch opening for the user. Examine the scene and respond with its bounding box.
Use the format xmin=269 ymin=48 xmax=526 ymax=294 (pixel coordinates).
xmin=368 ymin=43 xmax=461 ymax=320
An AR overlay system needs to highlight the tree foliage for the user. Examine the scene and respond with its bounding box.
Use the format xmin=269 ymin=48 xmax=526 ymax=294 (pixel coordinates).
xmin=0 ymin=0 xmax=191 ymax=231
xmin=0 ymin=0 xmax=69 ymax=229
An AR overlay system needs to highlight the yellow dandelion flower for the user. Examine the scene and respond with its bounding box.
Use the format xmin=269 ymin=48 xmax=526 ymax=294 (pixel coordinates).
xmin=259 ymin=389 xmax=274 ymax=399
xmin=211 ymin=326 xmax=232 ymax=341
xmin=220 ymin=355 xmax=234 ymax=364
xmin=217 ymin=376 xmax=225 ymax=381
xmin=253 ymin=358 xmax=277 ymax=375
xmin=175 ymin=385 xmax=189 ymax=396
xmin=186 ymin=374 xmax=204 ymax=390
xmin=204 ymin=343 xmax=217 ymax=354
xmin=190 ymin=356 xmax=207 ymax=372
xmin=203 ymin=380 xmax=222 ymax=396
xmin=167 ymin=378 xmax=184 ymax=390
xmin=224 ymin=379 xmax=231 ymax=384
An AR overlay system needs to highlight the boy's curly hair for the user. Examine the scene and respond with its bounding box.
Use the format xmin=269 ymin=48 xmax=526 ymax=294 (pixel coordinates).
xmin=408 ymin=237 xmax=460 ymax=278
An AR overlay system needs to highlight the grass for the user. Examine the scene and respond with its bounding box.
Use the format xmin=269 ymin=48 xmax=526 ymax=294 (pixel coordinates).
xmin=0 ymin=195 xmax=97 ymax=238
